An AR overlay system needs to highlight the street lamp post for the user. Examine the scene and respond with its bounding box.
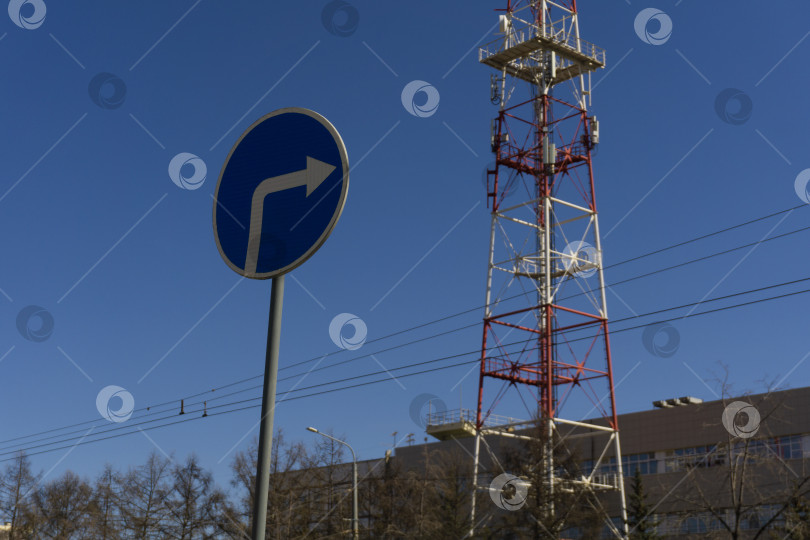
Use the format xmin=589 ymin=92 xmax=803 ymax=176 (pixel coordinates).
xmin=306 ymin=427 xmax=359 ymax=540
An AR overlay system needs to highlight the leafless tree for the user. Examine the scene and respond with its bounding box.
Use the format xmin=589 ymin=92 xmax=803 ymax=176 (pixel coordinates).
xmin=31 ymin=470 xmax=95 ymax=539
xmin=87 ymin=465 xmax=122 ymax=540
xmin=159 ymin=454 xmax=223 ymax=539
xmin=227 ymin=440 xmax=255 ymax=536
xmin=663 ymin=374 xmax=810 ymax=539
xmin=229 ymin=430 xmax=311 ymax=539
xmin=301 ymin=430 xmax=353 ymax=538
xmin=0 ymin=452 xmax=40 ymax=540
xmin=116 ymin=451 xmax=172 ymax=539
xmin=422 ymin=448 xmax=473 ymax=539
xmin=772 ymin=493 xmax=810 ymax=539
xmin=363 ymin=453 xmax=421 ymax=538
xmin=267 ymin=431 xmax=311 ymax=538
xmin=414 ymin=443 xmax=433 ymax=537
xmin=208 ymin=495 xmax=246 ymax=540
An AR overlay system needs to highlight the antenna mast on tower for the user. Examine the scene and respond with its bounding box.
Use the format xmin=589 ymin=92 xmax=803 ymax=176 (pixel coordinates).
xmin=470 ymin=0 xmax=628 ymax=536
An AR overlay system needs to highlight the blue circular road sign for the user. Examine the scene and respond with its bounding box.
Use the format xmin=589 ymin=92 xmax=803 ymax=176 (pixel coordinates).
xmin=213 ymin=108 xmax=349 ymax=279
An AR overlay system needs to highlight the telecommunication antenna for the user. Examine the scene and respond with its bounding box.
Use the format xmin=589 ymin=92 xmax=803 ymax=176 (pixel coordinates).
xmin=424 ymin=2 xmax=628 ymax=537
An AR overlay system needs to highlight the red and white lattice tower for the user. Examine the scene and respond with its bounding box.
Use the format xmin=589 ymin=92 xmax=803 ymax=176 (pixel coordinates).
xmin=471 ymin=0 xmax=628 ymax=536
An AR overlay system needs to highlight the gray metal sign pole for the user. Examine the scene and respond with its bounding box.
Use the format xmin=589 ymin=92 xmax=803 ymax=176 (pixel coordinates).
xmin=250 ymin=275 xmax=285 ymax=540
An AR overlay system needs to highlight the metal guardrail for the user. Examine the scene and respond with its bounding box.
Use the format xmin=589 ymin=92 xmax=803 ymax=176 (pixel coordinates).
xmin=589 ymin=473 xmax=619 ymax=488
xmin=426 ymin=408 xmax=526 ymax=429
xmin=426 ymin=408 xmax=475 ymax=426
xmin=479 ymin=14 xmax=605 ymax=66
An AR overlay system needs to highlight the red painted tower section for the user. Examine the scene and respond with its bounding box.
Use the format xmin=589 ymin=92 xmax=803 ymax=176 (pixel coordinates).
xmin=470 ymin=0 xmax=628 ymax=536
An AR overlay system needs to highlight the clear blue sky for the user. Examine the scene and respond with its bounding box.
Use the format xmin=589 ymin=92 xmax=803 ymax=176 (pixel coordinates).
xmin=2 ymin=0 xmax=809 ymax=491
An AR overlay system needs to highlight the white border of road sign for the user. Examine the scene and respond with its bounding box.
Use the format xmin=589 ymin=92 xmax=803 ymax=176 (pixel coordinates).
xmin=213 ymin=107 xmax=350 ymax=280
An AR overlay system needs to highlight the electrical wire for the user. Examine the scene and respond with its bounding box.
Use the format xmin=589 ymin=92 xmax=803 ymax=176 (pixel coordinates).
xmin=0 ymin=338 xmax=538 ymax=455
xmin=5 ymin=225 xmax=808 ymax=450
xmin=0 ymin=267 xmax=791 ymax=460
xmin=5 ymin=274 xmax=810 ymax=461
xmin=168 ymin=205 xmax=810 ymax=396
xmin=2 ymin=205 xmax=806 ymax=455
xmin=213 ymin=205 xmax=810 ymax=379
xmin=0 ymin=357 xmax=489 ymax=463
xmin=546 ymin=279 xmax=810 ymax=347
xmin=271 ymin=221 xmax=810 ymax=387
xmin=603 ymin=204 xmax=805 ymax=270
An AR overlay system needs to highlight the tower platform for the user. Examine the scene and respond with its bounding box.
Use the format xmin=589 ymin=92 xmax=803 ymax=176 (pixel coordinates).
xmin=425 ymin=409 xmax=527 ymax=441
xmin=479 ymin=15 xmax=605 ymax=84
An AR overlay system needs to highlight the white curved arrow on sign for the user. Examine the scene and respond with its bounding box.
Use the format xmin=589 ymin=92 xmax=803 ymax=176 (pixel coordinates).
xmin=245 ymin=156 xmax=336 ymax=275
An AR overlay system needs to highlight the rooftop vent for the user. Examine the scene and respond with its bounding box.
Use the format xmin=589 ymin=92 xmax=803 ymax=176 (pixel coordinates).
xmin=653 ymin=396 xmax=702 ymax=409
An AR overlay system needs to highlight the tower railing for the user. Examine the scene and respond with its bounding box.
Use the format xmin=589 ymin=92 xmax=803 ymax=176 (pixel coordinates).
xmin=479 ymin=14 xmax=606 ymax=67
xmin=426 ymin=408 xmax=525 ymax=430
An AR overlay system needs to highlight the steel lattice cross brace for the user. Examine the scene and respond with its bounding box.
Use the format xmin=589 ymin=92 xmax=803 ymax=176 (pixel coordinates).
xmin=469 ymin=1 xmax=629 ymax=537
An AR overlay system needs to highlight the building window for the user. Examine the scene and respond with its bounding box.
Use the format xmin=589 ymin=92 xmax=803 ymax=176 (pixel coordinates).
xmin=581 ymin=453 xmax=657 ymax=477
xmin=581 ymin=433 xmax=805 ymax=478
xmin=731 ymin=433 xmax=804 ymax=461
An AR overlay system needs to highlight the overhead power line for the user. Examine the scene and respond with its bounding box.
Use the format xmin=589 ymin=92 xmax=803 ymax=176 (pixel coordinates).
xmin=0 ymin=337 xmax=536 ymax=453
xmin=5 ymin=273 xmax=810 ymax=461
xmin=2 ymin=205 xmax=806 ymax=456
xmin=7 ymin=247 xmax=810 ymax=451
xmin=223 ymin=204 xmax=810 ymax=382
xmin=604 ymin=204 xmax=805 ymax=270
xmin=0 ymin=357 xmax=488 ymax=463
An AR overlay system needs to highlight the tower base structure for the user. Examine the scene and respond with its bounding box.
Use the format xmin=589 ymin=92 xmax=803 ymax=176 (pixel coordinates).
xmin=457 ymin=1 xmax=629 ymax=537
